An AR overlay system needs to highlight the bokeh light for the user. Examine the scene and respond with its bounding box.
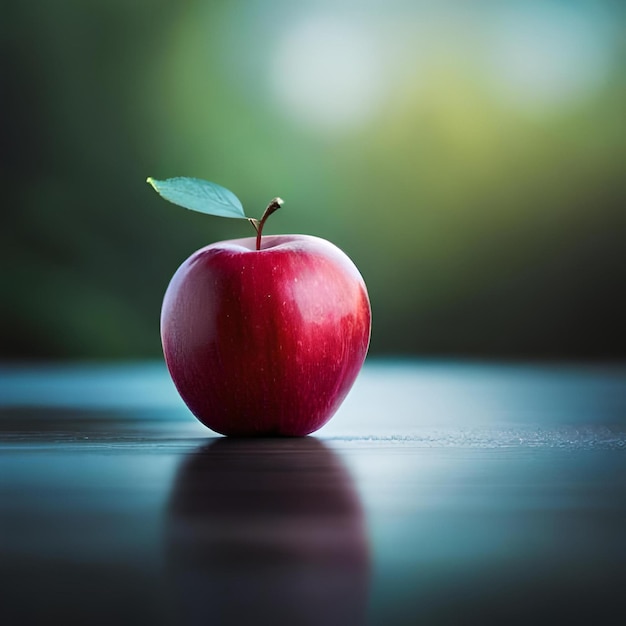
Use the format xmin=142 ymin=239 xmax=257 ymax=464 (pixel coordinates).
xmin=271 ymin=14 xmax=386 ymax=132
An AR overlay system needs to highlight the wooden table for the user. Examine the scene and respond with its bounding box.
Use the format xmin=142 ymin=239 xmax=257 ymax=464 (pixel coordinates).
xmin=1 ymin=361 xmax=625 ymax=625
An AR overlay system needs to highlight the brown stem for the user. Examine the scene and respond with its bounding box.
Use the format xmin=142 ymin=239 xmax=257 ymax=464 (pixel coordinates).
xmin=255 ymin=197 xmax=284 ymax=250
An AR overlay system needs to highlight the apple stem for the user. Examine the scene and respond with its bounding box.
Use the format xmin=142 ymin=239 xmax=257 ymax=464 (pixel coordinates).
xmin=255 ymin=197 xmax=284 ymax=250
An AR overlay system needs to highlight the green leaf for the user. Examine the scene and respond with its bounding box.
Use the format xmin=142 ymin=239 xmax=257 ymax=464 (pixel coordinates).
xmin=146 ymin=177 xmax=246 ymax=219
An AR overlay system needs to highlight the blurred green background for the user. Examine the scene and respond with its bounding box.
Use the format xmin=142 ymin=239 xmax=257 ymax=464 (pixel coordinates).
xmin=2 ymin=0 xmax=625 ymax=360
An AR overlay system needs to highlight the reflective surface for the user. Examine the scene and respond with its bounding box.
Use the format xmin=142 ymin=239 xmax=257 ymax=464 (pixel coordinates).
xmin=167 ymin=439 xmax=368 ymax=625
xmin=1 ymin=361 xmax=625 ymax=625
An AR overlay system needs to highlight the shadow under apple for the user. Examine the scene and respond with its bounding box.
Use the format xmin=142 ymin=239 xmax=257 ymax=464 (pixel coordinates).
xmin=165 ymin=437 xmax=370 ymax=626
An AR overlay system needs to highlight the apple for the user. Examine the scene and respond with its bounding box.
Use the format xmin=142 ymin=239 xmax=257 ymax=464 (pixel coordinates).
xmin=150 ymin=179 xmax=371 ymax=436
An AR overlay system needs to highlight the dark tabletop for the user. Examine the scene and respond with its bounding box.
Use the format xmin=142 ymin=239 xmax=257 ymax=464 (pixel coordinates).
xmin=1 ymin=360 xmax=625 ymax=625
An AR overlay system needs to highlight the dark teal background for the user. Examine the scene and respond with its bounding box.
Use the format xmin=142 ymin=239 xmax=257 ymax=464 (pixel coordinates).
xmin=3 ymin=1 xmax=625 ymax=360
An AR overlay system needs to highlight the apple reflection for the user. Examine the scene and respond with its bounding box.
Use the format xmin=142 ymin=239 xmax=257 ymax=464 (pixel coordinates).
xmin=166 ymin=438 xmax=369 ymax=625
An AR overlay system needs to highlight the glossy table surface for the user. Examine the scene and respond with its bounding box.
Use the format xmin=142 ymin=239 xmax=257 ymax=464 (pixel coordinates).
xmin=1 ymin=360 xmax=625 ymax=625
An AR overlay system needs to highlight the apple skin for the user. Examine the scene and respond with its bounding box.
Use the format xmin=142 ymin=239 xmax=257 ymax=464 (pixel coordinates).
xmin=161 ymin=234 xmax=371 ymax=436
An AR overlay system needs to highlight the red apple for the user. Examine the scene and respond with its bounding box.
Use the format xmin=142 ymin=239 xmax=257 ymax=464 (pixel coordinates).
xmin=161 ymin=233 xmax=371 ymax=436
